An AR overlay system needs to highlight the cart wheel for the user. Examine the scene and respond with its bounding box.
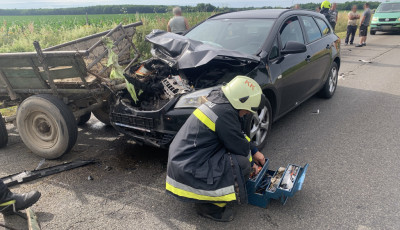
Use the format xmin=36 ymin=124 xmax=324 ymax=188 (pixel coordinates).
xmin=92 ymin=102 xmax=111 ymax=125
xmin=0 ymin=113 xmax=8 ymax=148
xmin=16 ymin=94 xmax=78 ymax=159
xmin=77 ymin=112 xmax=91 ymax=126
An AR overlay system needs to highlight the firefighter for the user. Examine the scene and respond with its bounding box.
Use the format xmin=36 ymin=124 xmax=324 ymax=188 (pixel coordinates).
xmin=166 ymin=76 xmax=267 ymax=222
xmin=0 ymin=179 xmax=41 ymax=215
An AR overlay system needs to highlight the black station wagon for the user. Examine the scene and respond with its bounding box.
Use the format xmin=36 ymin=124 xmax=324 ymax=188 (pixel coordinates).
xmin=110 ymin=9 xmax=341 ymax=149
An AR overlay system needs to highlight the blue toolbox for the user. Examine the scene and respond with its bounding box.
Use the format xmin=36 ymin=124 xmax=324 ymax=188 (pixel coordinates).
xmin=246 ymin=158 xmax=309 ymax=208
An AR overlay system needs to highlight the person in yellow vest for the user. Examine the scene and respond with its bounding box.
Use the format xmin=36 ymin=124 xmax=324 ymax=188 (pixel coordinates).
xmin=0 ymin=179 xmax=41 ymax=215
xmin=166 ymin=76 xmax=266 ymax=222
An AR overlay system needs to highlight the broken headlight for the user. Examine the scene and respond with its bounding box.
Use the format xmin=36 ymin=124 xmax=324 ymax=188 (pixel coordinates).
xmin=174 ymin=86 xmax=219 ymax=109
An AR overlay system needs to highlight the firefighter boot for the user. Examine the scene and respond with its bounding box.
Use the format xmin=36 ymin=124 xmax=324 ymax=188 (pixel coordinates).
xmin=0 ymin=191 xmax=41 ymax=215
xmin=195 ymin=203 xmax=234 ymax=222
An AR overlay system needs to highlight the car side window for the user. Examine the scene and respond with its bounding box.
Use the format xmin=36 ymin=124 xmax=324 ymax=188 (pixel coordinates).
xmin=269 ymin=38 xmax=279 ymax=60
xmin=279 ymin=16 xmax=305 ymax=48
xmin=301 ymin=16 xmax=322 ymax=43
xmin=315 ymin=17 xmax=331 ymax=36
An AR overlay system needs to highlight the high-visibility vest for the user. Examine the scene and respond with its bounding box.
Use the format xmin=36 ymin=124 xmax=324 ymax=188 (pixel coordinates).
xmin=166 ymin=102 xmax=253 ymax=202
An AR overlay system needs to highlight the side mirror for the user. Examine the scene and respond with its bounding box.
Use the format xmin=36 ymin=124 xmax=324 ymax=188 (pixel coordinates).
xmin=281 ymin=41 xmax=307 ymax=55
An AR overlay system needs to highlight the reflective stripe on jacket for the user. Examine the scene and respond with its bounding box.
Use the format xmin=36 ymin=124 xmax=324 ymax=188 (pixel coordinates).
xmin=166 ymin=89 xmax=254 ymax=204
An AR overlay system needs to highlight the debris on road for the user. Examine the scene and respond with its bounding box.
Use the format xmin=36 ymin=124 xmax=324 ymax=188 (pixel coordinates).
xmin=88 ymin=175 xmax=94 ymax=181
xmin=1 ymin=160 xmax=95 ymax=187
xmin=34 ymin=159 xmax=46 ymax=171
xmin=104 ymin=165 xmax=113 ymax=171
xmin=311 ymin=109 xmax=320 ymax=114
xmin=359 ymin=59 xmax=372 ymax=63
xmin=27 ymin=208 xmax=41 ymax=230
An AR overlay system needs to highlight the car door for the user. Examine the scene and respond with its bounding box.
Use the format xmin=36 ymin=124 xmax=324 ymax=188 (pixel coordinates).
xmin=273 ymin=16 xmax=312 ymax=115
xmin=314 ymin=17 xmax=335 ymax=87
xmin=299 ymin=15 xmax=332 ymax=96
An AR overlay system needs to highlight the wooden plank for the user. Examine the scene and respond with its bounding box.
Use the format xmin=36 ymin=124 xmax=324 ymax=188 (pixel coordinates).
xmin=0 ymin=70 xmax=18 ymax=100
xmin=29 ymin=58 xmax=49 ymax=88
xmin=2 ymin=68 xmax=38 ymax=78
xmin=34 ymin=41 xmax=58 ymax=95
xmin=27 ymin=208 xmax=41 ymax=230
xmin=8 ymin=77 xmax=47 ymax=89
xmin=0 ymin=58 xmax=38 ymax=68
xmin=46 ymin=67 xmax=81 ymax=79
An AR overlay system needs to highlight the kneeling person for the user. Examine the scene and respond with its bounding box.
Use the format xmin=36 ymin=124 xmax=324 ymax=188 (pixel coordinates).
xmin=166 ymin=76 xmax=266 ymax=222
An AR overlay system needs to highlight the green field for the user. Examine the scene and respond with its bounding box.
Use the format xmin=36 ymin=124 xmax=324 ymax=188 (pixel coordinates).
xmin=0 ymin=11 xmax=357 ymax=56
xmin=0 ymin=13 xmax=212 ymax=59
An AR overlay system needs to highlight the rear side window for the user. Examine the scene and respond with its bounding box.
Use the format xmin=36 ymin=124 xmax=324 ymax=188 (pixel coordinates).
xmin=301 ymin=16 xmax=322 ymax=43
xmin=280 ymin=17 xmax=305 ymax=47
xmin=315 ymin=17 xmax=331 ymax=36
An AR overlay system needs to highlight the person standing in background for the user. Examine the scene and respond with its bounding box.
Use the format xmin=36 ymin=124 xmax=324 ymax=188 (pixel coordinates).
xmin=356 ymin=3 xmax=371 ymax=47
xmin=329 ymin=3 xmax=338 ymax=30
xmin=316 ymin=6 xmax=321 ymax=13
xmin=345 ymin=5 xmax=360 ymax=45
xmin=167 ymin=7 xmax=189 ymax=35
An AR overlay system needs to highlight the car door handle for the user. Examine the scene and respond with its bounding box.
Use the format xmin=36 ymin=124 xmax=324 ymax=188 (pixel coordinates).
xmin=305 ymin=55 xmax=311 ymax=62
xmin=326 ymin=44 xmax=331 ymax=49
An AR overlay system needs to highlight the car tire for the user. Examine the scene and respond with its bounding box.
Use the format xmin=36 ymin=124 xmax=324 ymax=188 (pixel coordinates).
xmin=318 ymin=62 xmax=338 ymax=99
xmin=77 ymin=112 xmax=91 ymax=126
xmin=92 ymin=102 xmax=111 ymax=125
xmin=370 ymin=30 xmax=376 ymax=35
xmin=244 ymin=96 xmax=272 ymax=150
xmin=16 ymin=94 xmax=78 ymax=159
xmin=0 ymin=113 xmax=8 ymax=148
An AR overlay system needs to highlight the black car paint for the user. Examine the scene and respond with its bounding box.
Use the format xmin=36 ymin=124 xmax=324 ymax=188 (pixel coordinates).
xmin=110 ymin=9 xmax=340 ymax=147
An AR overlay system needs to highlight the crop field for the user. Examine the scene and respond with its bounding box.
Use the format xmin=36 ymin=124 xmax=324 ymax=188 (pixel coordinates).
xmin=0 ymin=12 xmax=212 ymax=59
xmin=0 ymin=11 xmax=358 ymax=56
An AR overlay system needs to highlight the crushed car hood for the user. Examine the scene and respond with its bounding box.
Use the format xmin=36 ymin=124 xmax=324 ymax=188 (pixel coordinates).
xmin=145 ymin=30 xmax=260 ymax=69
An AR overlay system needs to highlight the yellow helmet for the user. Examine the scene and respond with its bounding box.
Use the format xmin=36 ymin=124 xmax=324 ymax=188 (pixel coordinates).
xmin=321 ymin=0 xmax=331 ymax=9
xmin=221 ymin=76 xmax=264 ymax=113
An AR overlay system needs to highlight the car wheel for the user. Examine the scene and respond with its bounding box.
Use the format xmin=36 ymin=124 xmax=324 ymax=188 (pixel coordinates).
xmin=0 ymin=113 xmax=8 ymax=148
xmin=370 ymin=30 xmax=376 ymax=35
xmin=77 ymin=112 xmax=91 ymax=126
xmin=245 ymin=97 xmax=272 ymax=150
xmin=318 ymin=62 xmax=338 ymax=99
xmin=16 ymin=94 xmax=78 ymax=159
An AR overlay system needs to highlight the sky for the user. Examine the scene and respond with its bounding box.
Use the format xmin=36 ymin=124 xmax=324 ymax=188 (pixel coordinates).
xmin=0 ymin=0 xmax=386 ymax=9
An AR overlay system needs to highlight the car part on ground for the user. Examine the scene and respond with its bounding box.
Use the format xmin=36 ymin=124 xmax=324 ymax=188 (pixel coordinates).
xmin=0 ymin=113 xmax=7 ymax=148
xmin=1 ymin=160 xmax=95 ymax=187
xmin=318 ymin=62 xmax=339 ymax=98
xmin=16 ymin=94 xmax=78 ymax=159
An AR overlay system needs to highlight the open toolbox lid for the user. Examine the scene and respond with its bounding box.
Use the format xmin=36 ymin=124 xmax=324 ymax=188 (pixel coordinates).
xmin=246 ymin=158 xmax=309 ymax=208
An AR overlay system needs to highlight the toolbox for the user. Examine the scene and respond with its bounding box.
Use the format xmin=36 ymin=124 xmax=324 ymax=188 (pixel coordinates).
xmin=246 ymin=158 xmax=309 ymax=208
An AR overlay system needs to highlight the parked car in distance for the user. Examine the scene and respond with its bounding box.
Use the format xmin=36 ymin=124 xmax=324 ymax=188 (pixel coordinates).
xmin=370 ymin=1 xmax=400 ymax=35
xmin=110 ymin=9 xmax=341 ymax=149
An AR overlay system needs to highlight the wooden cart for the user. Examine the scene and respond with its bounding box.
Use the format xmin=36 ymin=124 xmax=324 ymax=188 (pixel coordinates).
xmin=0 ymin=21 xmax=142 ymax=159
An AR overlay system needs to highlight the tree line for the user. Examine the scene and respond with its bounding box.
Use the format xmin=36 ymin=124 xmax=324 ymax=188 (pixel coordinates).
xmin=0 ymin=1 xmax=382 ymax=16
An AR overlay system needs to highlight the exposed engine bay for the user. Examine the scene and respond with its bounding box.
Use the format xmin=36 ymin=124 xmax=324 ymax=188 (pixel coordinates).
xmin=121 ymin=57 xmax=258 ymax=111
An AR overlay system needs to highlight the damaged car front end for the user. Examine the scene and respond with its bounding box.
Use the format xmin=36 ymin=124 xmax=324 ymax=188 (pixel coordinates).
xmin=110 ymin=30 xmax=262 ymax=147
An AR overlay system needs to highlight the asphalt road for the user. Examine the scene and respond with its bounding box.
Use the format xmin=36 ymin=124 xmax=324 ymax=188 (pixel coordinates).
xmin=1 ymin=33 xmax=400 ymax=230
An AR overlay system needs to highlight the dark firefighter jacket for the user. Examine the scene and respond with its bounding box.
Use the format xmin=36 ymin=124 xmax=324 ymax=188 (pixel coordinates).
xmin=166 ymin=89 xmax=257 ymax=204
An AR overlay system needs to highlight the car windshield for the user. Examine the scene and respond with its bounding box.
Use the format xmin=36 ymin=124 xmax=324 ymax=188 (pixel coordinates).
xmin=376 ymin=3 xmax=400 ymax=13
xmin=185 ymin=18 xmax=275 ymax=55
